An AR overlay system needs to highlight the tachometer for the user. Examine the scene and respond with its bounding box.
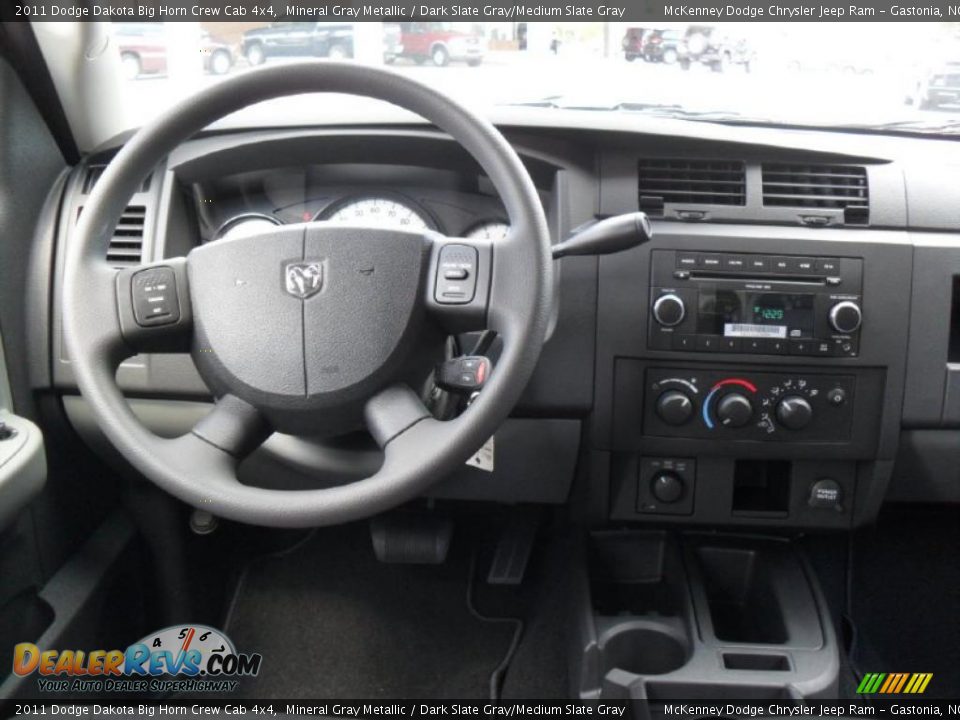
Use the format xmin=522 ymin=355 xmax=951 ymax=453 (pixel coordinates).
xmin=320 ymin=197 xmax=431 ymax=231
xmin=214 ymin=214 xmax=281 ymax=242
xmin=465 ymin=221 xmax=510 ymax=242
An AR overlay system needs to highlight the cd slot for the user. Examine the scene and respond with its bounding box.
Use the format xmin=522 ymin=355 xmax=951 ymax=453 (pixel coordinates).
xmin=689 ymin=271 xmax=825 ymax=286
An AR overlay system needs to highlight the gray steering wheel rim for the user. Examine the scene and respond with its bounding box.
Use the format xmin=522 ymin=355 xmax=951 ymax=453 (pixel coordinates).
xmin=63 ymin=62 xmax=553 ymax=528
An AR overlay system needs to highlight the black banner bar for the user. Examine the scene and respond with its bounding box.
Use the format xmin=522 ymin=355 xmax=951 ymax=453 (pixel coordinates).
xmin=4 ymin=0 xmax=960 ymax=22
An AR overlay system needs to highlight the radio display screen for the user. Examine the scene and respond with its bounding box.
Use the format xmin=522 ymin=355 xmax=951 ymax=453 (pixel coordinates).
xmin=698 ymin=290 xmax=815 ymax=339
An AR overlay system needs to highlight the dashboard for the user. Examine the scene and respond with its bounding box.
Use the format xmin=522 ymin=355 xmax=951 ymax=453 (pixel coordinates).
xmin=35 ymin=117 xmax=960 ymax=531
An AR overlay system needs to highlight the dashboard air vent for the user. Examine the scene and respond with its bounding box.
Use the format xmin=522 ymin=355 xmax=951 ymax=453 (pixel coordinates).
xmin=762 ymin=164 xmax=868 ymax=217
xmin=638 ymin=159 xmax=746 ymax=208
xmin=105 ymin=206 xmax=147 ymax=267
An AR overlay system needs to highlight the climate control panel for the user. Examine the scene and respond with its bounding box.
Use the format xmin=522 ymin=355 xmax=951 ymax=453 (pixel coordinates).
xmin=643 ymin=368 xmax=856 ymax=443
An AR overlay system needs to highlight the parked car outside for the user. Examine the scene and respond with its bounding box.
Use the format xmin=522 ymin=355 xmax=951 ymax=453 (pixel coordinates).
xmin=621 ymin=27 xmax=645 ymax=62
xmin=241 ymin=22 xmax=355 ymax=65
xmin=677 ymin=25 xmax=755 ymax=73
xmin=641 ymin=28 xmax=684 ymax=64
xmin=907 ymin=60 xmax=960 ymax=110
xmin=114 ymin=24 xmax=233 ymax=80
xmin=397 ymin=23 xmax=485 ymax=67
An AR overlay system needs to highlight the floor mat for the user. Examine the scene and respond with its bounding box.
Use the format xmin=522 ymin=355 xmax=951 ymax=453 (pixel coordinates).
xmin=849 ymin=507 xmax=960 ymax=698
xmin=223 ymin=523 xmax=518 ymax=699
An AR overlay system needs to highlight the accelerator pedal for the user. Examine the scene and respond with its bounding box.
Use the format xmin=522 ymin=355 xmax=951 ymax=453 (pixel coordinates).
xmin=487 ymin=507 xmax=540 ymax=585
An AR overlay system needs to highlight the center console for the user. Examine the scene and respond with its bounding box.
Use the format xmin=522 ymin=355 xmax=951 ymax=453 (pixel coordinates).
xmin=594 ymin=225 xmax=913 ymax=531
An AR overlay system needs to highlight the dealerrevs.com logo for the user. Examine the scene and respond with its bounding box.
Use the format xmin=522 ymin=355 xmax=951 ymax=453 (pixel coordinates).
xmin=13 ymin=625 xmax=262 ymax=694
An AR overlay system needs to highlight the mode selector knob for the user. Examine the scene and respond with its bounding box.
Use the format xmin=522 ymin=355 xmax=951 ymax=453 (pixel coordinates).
xmin=652 ymin=294 xmax=685 ymax=327
xmin=776 ymin=395 xmax=813 ymax=430
xmin=716 ymin=393 xmax=753 ymax=428
xmin=655 ymin=390 xmax=694 ymax=426
xmin=829 ymin=301 xmax=862 ymax=334
xmin=651 ymin=471 xmax=685 ymax=504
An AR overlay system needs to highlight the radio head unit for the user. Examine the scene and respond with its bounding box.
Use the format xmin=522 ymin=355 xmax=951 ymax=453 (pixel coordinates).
xmin=648 ymin=250 xmax=863 ymax=358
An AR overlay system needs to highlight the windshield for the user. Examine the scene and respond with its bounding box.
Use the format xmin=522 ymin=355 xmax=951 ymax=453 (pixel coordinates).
xmin=40 ymin=21 xmax=960 ymax=140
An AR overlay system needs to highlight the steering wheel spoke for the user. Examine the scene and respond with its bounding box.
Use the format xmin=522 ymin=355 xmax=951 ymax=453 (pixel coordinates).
xmin=364 ymin=385 xmax=433 ymax=450
xmin=115 ymin=257 xmax=193 ymax=354
xmin=191 ymin=394 xmax=271 ymax=460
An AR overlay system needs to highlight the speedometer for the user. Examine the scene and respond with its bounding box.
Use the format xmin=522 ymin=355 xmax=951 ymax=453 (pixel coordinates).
xmin=320 ymin=197 xmax=431 ymax=231
xmin=466 ymin=221 xmax=510 ymax=242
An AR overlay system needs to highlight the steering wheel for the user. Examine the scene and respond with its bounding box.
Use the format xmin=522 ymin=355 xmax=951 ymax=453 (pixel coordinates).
xmin=63 ymin=62 xmax=553 ymax=528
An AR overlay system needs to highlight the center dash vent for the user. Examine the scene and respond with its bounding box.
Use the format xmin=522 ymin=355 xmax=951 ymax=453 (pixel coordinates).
xmin=638 ymin=159 xmax=746 ymax=209
xmin=762 ymin=164 xmax=868 ymax=220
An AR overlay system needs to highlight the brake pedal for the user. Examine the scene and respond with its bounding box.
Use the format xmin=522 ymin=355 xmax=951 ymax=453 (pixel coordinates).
xmin=370 ymin=514 xmax=453 ymax=565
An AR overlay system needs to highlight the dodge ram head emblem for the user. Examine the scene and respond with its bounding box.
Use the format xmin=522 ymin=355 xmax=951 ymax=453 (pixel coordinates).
xmin=284 ymin=262 xmax=324 ymax=299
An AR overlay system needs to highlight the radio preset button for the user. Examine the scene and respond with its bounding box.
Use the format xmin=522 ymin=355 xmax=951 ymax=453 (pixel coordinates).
xmin=672 ymin=334 xmax=696 ymax=351
xmin=652 ymin=293 xmax=686 ymax=327
xmin=789 ymin=339 xmax=815 ymax=355
xmin=720 ymin=337 xmax=741 ymax=352
xmin=757 ymin=338 xmax=789 ymax=354
xmin=696 ymin=336 xmax=721 ymax=352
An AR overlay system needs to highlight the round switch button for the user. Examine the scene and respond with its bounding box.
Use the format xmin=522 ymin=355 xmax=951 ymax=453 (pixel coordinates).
xmin=651 ymin=471 xmax=684 ymax=504
xmin=716 ymin=393 xmax=753 ymax=428
xmin=776 ymin=395 xmax=813 ymax=430
xmin=655 ymin=390 xmax=694 ymax=426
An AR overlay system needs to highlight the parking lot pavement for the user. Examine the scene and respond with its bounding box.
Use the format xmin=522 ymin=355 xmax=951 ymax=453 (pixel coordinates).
xmin=120 ymin=53 xmax=957 ymax=131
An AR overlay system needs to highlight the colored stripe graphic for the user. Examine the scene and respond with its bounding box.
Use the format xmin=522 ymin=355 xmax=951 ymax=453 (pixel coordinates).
xmin=858 ymin=672 xmax=933 ymax=694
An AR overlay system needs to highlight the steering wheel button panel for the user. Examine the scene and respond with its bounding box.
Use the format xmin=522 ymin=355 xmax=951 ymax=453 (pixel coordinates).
xmin=435 ymin=244 xmax=478 ymax=304
xmin=132 ymin=267 xmax=180 ymax=327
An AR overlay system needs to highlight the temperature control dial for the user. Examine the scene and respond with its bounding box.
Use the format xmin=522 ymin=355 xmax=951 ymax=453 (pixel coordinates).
xmin=829 ymin=301 xmax=862 ymax=334
xmin=716 ymin=393 xmax=754 ymax=428
xmin=776 ymin=395 xmax=813 ymax=430
xmin=652 ymin=294 xmax=685 ymax=327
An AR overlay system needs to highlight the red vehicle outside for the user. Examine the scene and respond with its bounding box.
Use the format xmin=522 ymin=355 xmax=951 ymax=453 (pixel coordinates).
xmin=397 ymin=23 xmax=485 ymax=67
xmin=114 ymin=23 xmax=234 ymax=80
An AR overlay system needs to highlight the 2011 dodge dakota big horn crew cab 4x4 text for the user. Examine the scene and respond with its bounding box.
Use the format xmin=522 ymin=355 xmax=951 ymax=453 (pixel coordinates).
xmin=0 ymin=15 xmax=958 ymax=712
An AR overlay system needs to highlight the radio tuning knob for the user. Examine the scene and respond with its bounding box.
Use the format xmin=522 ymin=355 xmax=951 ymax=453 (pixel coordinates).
xmin=656 ymin=390 xmax=694 ymax=426
xmin=716 ymin=393 xmax=754 ymax=428
xmin=776 ymin=395 xmax=813 ymax=430
xmin=829 ymin=301 xmax=862 ymax=334
xmin=652 ymin=294 xmax=685 ymax=327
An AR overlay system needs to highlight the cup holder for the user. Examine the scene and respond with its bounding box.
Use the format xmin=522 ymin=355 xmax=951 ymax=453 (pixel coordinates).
xmin=600 ymin=622 xmax=691 ymax=677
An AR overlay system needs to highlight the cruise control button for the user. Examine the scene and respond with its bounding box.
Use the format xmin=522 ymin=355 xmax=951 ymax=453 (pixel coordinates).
xmin=132 ymin=267 xmax=180 ymax=327
xmin=435 ymin=245 xmax=478 ymax=305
